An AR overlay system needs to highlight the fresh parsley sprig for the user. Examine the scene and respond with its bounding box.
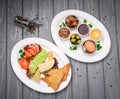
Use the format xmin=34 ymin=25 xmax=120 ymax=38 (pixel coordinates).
xmin=96 ymin=41 xmax=102 ymax=51
xmin=59 ymin=22 xmax=66 ymax=28
xmin=18 ymin=49 xmax=25 ymax=61
xmin=70 ymin=46 xmax=77 ymax=50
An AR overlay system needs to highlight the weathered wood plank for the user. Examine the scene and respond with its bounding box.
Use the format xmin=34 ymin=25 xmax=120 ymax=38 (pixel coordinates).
xmin=99 ymin=0 xmax=120 ymax=99
xmin=38 ymin=0 xmax=54 ymax=42
xmin=115 ymin=0 xmax=120 ymax=71
xmin=68 ymin=0 xmax=88 ymax=99
xmin=7 ymin=0 xmax=22 ymax=99
xmin=84 ymin=0 xmax=105 ymax=99
xmin=0 ymin=0 xmax=6 ymax=99
xmin=53 ymin=0 xmax=72 ymax=99
xmin=54 ymin=0 xmax=68 ymax=15
xmin=22 ymin=0 xmax=39 ymax=99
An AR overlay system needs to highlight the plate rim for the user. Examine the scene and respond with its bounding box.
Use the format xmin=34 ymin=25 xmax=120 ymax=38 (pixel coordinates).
xmin=11 ymin=37 xmax=71 ymax=93
xmin=51 ymin=9 xmax=111 ymax=63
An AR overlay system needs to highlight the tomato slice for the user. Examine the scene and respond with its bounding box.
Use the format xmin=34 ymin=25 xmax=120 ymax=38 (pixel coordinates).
xmin=24 ymin=50 xmax=32 ymax=58
xmin=19 ymin=58 xmax=29 ymax=70
xmin=29 ymin=44 xmax=37 ymax=55
xmin=33 ymin=44 xmax=40 ymax=53
xmin=18 ymin=43 xmax=41 ymax=70
xmin=27 ymin=48 xmax=35 ymax=55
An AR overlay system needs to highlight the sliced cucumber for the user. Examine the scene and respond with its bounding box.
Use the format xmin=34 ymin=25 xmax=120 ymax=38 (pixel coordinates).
xmin=29 ymin=49 xmax=48 ymax=74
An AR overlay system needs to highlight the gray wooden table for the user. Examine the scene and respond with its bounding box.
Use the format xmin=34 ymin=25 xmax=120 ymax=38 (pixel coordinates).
xmin=0 ymin=0 xmax=120 ymax=99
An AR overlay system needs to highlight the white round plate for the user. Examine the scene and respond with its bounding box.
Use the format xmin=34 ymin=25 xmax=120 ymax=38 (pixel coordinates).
xmin=11 ymin=37 xmax=71 ymax=93
xmin=51 ymin=10 xmax=111 ymax=63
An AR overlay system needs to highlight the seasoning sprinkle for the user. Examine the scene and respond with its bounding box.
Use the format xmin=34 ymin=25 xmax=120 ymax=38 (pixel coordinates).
xmin=107 ymin=63 xmax=110 ymax=65
xmin=96 ymin=72 xmax=99 ymax=74
xmin=110 ymin=58 xmax=112 ymax=61
xmin=110 ymin=85 xmax=112 ymax=87
xmin=14 ymin=16 xmax=42 ymax=34
xmin=93 ymin=76 xmax=96 ymax=79
xmin=109 ymin=67 xmax=111 ymax=69
xmin=79 ymin=75 xmax=81 ymax=77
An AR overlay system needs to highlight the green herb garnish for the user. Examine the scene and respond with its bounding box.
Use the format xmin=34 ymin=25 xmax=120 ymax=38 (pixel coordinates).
xmin=20 ymin=54 xmax=24 ymax=58
xmin=59 ymin=22 xmax=66 ymax=28
xmin=20 ymin=51 xmax=25 ymax=57
xmin=96 ymin=44 xmax=102 ymax=51
xmin=19 ymin=49 xmax=23 ymax=53
xmin=18 ymin=58 xmax=21 ymax=61
xmin=18 ymin=49 xmax=25 ymax=61
xmin=59 ymin=25 xmax=62 ymax=28
xmin=84 ymin=19 xmax=87 ymax=23
xmin=62 ymin=22 xmax=66 ymax=27
xmin=70 ymin=46 xmax=77 ymax=50
xmin=23 ymin=52 xmax=25 ymax=55
xmin=89 ymin=24 xmax=93 ymax=28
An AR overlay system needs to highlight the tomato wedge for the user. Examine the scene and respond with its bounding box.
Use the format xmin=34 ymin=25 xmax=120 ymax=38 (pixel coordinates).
xmin=19 ymin=58 xmax=29 ymax=70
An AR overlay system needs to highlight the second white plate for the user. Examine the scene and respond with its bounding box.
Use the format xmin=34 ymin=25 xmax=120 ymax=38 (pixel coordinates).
xmin=51 ymin=10 xmax=111 ymax=63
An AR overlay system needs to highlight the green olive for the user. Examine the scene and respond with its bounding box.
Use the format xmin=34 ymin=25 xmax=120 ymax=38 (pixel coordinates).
xmin=71 ymin=39 xmax=76 ymax=42
xmin=76 ymin=35 xmax=80 ymax=39
xmin=77 ymin=40 xmax=81 ymax=44
xmin=71 ymin=34 xmax=76 ymax=38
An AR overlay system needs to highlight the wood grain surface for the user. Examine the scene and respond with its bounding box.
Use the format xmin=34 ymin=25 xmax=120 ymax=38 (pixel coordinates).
xmin=0 ymin=0 xmax=6 ymax=99
xmin=6 ymin=0 xmax=22 ymax=99
xmin=0 ymin=0 xmax=120 ymax=99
